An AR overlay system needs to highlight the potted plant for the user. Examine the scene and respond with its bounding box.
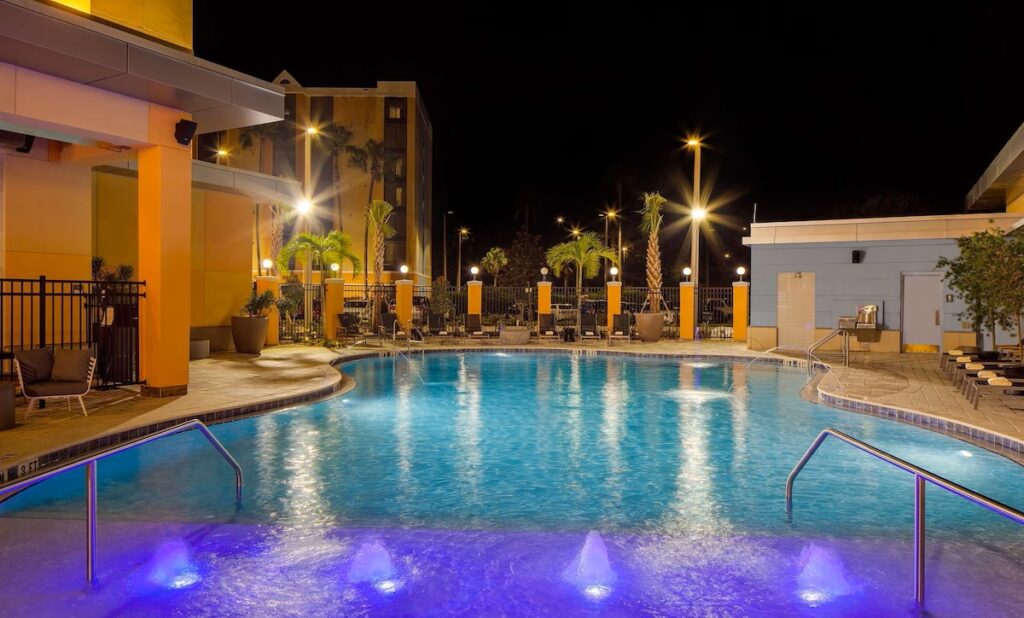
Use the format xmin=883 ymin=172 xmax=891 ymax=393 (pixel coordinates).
xmin=635 ymin=192 xmax=667 ymax=342
xmin=232 ymin=290 xmax=276 ymax=354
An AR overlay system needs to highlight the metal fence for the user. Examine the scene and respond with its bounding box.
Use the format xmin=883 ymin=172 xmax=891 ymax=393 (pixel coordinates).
xmin=278 ymin=282 xmax=324 ymax=342
xmin=697 ymin=286 xmax=734 ymax=340
xmin=0 ymin=277 xmax=144 ymax=386
xmin=480 ymin=286 xmax=535 ymax=327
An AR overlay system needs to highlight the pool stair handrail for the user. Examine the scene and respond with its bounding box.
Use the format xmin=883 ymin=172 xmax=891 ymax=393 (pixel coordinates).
xmin=806 ymin=328 xmax=850 ymax=376
xmin=785 ymin=427 xmax=1024 ymax=608
xmin=0 ymin=419 xmax=243 ymax=585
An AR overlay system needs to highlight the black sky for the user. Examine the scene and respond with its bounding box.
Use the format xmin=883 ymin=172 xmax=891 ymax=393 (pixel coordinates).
xmin=194 ymin=2 xmax=1024 ymax=284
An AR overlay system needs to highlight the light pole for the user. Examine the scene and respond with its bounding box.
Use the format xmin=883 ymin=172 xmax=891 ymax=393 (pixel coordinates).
xmin=601 ymin=209 xmax=618 ymax=284
xmin=296 ymin=197 xmax=313 ymax=284
xmin=456 ymin=227 xmax=469 ymax=288
xmin=302 ymin=125 xmax=319 ymax=285
xmin=443 ymin=210 xmax=454 ymax=282
xmin=687 ymin=137 xmax=705 ymax=338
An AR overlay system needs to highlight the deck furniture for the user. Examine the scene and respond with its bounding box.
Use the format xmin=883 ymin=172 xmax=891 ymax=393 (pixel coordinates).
xmin=380 ymin=313 xmax=408 ymax=343
xmin=464 ymin=314 xmax=487 ymax=339
xmin=608 ymin=313 xmax=634 ymax=345
xmin=537 ymin=313 xmax=559 ymax=342
xmin=579 ymin=313 xmax=601 ymax=342
xmin=14 ymin=348 xmax=96 ymax=419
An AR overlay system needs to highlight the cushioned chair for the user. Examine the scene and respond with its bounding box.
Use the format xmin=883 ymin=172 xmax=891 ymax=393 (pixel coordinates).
xmin=464 ymin=314 xmax=487 ymax=339
xmin=579 ymin=313 xmax=601 ymax=342
xmin=14 ymin=348 xmax=96 ymax=420
xmin=608 ymin=313 xmax=634 ymax=345
xmin=537 ymin=313 xmax=559 ymax=342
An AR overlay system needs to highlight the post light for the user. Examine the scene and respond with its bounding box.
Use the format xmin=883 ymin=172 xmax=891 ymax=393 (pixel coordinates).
xmin=457 ymin=227 xmax=470 ymax=288
xmin=687 ymin=136 xmax=705 ymax=339
xmin=571 ymin=227 xmax=581 ymax=238
xmin=691 ymin=207 xmax=707 ymax=221
xmin=609 ymin=266 xmax=619 ymax=281
xmin=470 ymin=266 xmax=479 ymax=281
xmin=683 ymin=266 xmax=692 ymax=282
xmin=737 ymin=266 xmax=746 ymax=282
xmin=330 ymin=263 xmax=340 ymax=273
xmin=261 ymin=258 xmax=274 ymax=271
xmin=400 ymin=264 xmax=409 ymax=275
xmin=296 ymin=198 xmax=312 ymax=215
xmin=541 ymin=267 xmax=549 ymax=281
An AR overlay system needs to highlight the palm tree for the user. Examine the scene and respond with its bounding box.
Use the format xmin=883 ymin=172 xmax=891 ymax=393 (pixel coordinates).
xmin=347 ymin=139 xmax=392 ymax=297
xmin=640 ymin=192 xmax=667 ymax=312
xmin=481 ymin=247 xmax=508 ymax=287
xmin=546 ymin=232 xmax=617 ymax=332
xmin=276 ymin=229 xmax=361 ymax=285
xmin=238 ymin=122 xmax=287 ymax=275
xmin=366 ymin=199 xmax=396 ymax=329
xmin=319 ymin=123 xmax=355 ymax=229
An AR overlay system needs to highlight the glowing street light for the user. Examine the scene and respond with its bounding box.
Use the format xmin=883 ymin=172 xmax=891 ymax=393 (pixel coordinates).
xmin=686 ymin=136 xmax=705 ymax=339
xmin=556 ymin=216 xmax=565 ymax=225
xmin=400 ymin=264 xmax=409 ymax=275
xmin=470 ymin=266 xmax=479 ymax=281
xmin=570 ymin=227 xmax=582 ymax=238
xmin=609 ymin=266 xmax=619 ymax=282
xmin=456 ymin=227 xmax=470 ymax=288
xmin=737 ymin=266 xmax=746 ymax=282
xmin=330 ymin=262 xmax=340 ymax=273
xmin=683 ymin=266 xmax=692 ymax=282
xmin=540 ymin=266 xmax=549 ymax=281
xmin=306 ymin=126 xmax=319 ymax=135
xmin=261 ymin=258 xmax=274 ymax=271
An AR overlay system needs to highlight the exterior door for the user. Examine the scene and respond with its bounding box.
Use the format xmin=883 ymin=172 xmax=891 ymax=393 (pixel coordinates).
xmin=777 ymin=272 xmax=815 ymax=350
xmin=901 ymin=273 xmax=942 ymax=353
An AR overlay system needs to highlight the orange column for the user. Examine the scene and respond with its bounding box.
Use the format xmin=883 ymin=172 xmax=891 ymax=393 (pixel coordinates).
xmin=732 ymin=281 xmax=749 ymax=343
xmin=322 ymin=278 xmax=344 ymax=342
xmin=138 ymin=144 xmax=191 ymax=396
xmin=396 ymin=279 xmax=413 ymax=328
xmin=606 ymin=281 xmax=621 ymax=332
xmin=256 ymin=276 xmax=280 ymax=346
xmin=467 ymin=280 xmax=482 ymax=316
xmin=537 ymin=281 xmax=552 ymax=315
xmin=679 ymin=282 xmax=695 ymax=340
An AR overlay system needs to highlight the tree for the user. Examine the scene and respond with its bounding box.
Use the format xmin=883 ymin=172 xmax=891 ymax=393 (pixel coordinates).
xmin=276 ymin=230 xmax=361 ymax=285
xmin=504 ymin=227 xmax=547 ymax=289
xmin=546 ymin=231 xmax=618 ymax=332
xmin=639 ymin=191 xmax=667 ymax=312
xmin=481 ymin=247 xmax=509 ymax=287
xmin=319 ymin=123 xmax=355 ymax=229
xmin=937 ymin=228 xmax=1014 ymax=352
xmin=366 ymin=199 xmax=396 ymax=329
xmin=347 ymin=139 xmax=392 ymax=297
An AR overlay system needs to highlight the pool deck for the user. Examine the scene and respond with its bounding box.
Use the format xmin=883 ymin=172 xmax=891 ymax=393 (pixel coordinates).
xmin=3 ymin=339 xmax=1024 ymax=484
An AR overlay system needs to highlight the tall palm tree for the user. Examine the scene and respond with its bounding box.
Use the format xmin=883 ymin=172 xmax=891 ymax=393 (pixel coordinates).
xmin=238 ymin=122 xmax=287 ymax=275
xmin=546 ymin=232 xmax=618 ymax=332
xmin=640 ymin=192 xmax=667 ymax=312
xmin=347 ymin=139 xmax=391 ymax=297
xmin=276 ymin=229 xmax=361 ymax=285
xmin=481 ymin=247 xmax=508 ymax=287
xmin=366 ymin=199 xmax=396 ymax=329
xmin=320 ymin=123 xmax=355 ymax=230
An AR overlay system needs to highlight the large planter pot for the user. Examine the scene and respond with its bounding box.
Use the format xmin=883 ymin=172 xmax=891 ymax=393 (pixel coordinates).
xmin=231 ymin=316 xmax=269 ymax=355
xmin=634 ymin=312 xmax=664 ymax=342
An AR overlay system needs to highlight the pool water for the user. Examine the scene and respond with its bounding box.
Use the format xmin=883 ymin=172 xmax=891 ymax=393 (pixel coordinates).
xmin=2 ymin=352 xmax=1024 ymax=616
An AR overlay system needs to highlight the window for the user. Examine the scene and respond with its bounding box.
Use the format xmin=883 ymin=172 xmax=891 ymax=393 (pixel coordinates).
xmin=394 ymin=158 xmax=404 ymax=176
xmin=389 ymin=105 xmax=402 ymax=119
xmin=395 ymin=187 xmax=404 ymax=206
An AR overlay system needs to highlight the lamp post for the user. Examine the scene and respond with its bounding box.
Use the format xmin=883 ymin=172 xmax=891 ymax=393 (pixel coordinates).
xmin=541 ymin=267 xmax=548 ymax=282
xmin=683 ymin=266 xmax=692 ymax=283
xmin=601 ymin=209 xmax=618 ymax=284
xmin=456 ymin=227 xmax=469 ymax=288
xmin=737 ymin=266 xmax=746 ymax=282
xmin=400 ymin=264 xmax=409 ymax=275
xmin=687 ymin=137 xmax=704 ymax=338
xmin=470 ymin=266 xmax=479 ymax=281
xmin=443 ymin=210 xmax=454 ymax=282
xmin=620 ymin=245 xmax=629 ymax=285
xmin=261 ymin=258 xmax=274 ymax=275
xmin=610 ymin=266 xmax=619 ymax=282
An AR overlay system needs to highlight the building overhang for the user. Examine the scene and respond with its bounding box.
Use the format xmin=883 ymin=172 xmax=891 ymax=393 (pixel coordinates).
xmin=743 ymin=212 xmax=1024 ymax=246
xmin=0 ymin=0 xmax=283 ymax=134
xmin=965 ymin=121 xmax=1024 ymax=211
xmin=98 ymin=160 xmax=303 ymax=205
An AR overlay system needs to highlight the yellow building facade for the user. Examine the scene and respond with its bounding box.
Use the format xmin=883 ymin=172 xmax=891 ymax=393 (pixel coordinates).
xmin=201 ymin=73 xmax=434 ymax=285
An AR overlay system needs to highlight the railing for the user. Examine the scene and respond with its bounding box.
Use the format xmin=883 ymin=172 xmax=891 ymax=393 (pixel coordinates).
xmin=0 ymin=277 xmax=144 ymax=386
xmin=806 ymin=328 xmax=850 ymax=376
xmin=785 ymin=428 xmax=1024 ymax=607
xmin=0 ymin=420 xmax=242 ymax=585
xmin=278 ymin=282 xmax=323 ymax=342
xmin=697 ymin=286 xmax=733 ymax=340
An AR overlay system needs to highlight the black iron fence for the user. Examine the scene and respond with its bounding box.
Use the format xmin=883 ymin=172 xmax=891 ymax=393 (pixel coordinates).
xmin=0 ymin=277 xmax=144 ymax=386
xmin=278 ymin=282 xmax=324 ymax=342
xmin=697 ymin=286 xmax=734 ymax=340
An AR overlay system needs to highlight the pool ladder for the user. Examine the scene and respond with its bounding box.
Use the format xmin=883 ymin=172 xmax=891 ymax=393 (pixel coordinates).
xmin=786 ymin=428 xmax=1024 ymax=608
xmin=806 ymin=328 xmax=850 ymax=376
xmin=0 ymin=420 xmax=243 ymax=585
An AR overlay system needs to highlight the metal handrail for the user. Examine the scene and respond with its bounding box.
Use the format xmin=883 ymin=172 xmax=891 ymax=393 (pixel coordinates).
xmin=806 ymin=328 xmax=850 ymax=375
xmin=785 ymin=427 xmax=1024 ymax=607
xmin=0 ymin=420 xmax=243 ymax=584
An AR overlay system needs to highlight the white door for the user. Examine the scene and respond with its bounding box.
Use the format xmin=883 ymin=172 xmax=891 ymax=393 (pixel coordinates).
xmin=902 ymin=273 xmax=942 ymax=352
xmin=777 ymin=272 xmax=815 ymax=350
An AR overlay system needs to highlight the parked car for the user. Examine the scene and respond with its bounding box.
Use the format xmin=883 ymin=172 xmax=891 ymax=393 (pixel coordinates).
xmin=343 ymin=299 xmax=371 ymax=326
xmin=551 ymin=303 xmax=576 ymax=322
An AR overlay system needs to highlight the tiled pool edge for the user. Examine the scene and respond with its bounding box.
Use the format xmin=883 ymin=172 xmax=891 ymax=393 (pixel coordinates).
xmin=1 ymin=364 xmax=344 ymax=486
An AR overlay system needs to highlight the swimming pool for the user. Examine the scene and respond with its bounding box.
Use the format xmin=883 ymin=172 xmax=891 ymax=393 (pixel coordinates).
xmin=2 ymin=351 xmax=1024 ymax=616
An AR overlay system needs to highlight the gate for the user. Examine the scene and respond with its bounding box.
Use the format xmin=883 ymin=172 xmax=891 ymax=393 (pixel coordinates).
xmin=278 ymin=282 xmax=324 ymax=342
xmin=697 ymin=286 xmax=734 ymax=340
xmin=0 ymin=276 xmax=144 ymax=387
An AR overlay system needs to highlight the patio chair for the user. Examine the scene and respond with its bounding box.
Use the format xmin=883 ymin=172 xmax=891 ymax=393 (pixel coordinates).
xmin=970 ymin=365 xmax=1024 ymax=409
xmin=579 ymin=313 xmax=601 ymax=342
xmin=464 ymin=314 xmax=487 ymax=339
xmin=336 ymin=313 xmax=361 ymax=344
xmin=608 ymin=313 xmax=634 ymax=345
xmin=940 ymin=346 xmax=979 ymax=374
xmin=428 ymin=313 xmax=453 ymax=340
xmin=14 ymin=348 xmax=96 ymax=420
xmin=380 ymin=313 xmax=408 ymax=343
xmin=951 ymin=351 xmax=1003 ymax=388
xmin=537 ymin=313 xmax=559 ymax=342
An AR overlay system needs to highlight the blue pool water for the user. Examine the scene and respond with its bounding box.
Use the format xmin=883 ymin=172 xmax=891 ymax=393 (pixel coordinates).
xmin=2 ymin=352 xmax=1024 ymax=616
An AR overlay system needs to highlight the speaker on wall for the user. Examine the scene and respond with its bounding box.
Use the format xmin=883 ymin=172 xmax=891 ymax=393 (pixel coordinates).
xmin=174 ymin=120 xmax=198 ymax=146
xmin=852 ymin=250 xmax=865 ymax=264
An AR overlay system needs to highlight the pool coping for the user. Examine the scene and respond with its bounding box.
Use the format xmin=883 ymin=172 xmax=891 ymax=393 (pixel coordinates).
xmin=6 ymin=345 xmax=1024 ymax=488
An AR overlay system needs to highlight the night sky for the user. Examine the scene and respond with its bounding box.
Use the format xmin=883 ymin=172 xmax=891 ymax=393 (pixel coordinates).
xmin=194 ymin=2 xmax=1024 ymax=284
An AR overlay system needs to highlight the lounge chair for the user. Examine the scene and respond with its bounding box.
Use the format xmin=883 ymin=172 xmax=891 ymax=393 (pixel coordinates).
xmin=940 ymin=346 xmax=979 ymax=374
xmin=464 ymin=314 xmax=487 ymax=339
xmin=14 ymin=348 xmax=96 ymax=420
xmin=336 ymin=312 xmax=361 ymax=344
xmin=380 ymin=313 xmax=408 ymax=343
xmin=608 ymin=313 xmax=634 ymax=345
xmin=970 ymin=365 xmax=1024 ymax=409
xmin=429 ymin=313 xmax=453 ymax=340
xmin=579 ymin=313 xmax=601 ymax=342
xmin=951 ymin=351 xmax=1003 ymax=388
xmin=537 ymin=313 xmax=559 ymax=342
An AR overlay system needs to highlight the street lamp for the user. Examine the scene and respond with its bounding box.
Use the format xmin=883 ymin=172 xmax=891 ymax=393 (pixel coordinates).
xmin=456 ymin=227 xmax=470 ymax=288
xmin=687 ymin=136 xmax=704 ymax=339
xmin=683 ymin=266 xmax=692 ymax=282
xmin=601 ymin=209 xmax=619 ymax=284
xmin=736 ymin=266 xmax=746 ymax=282
xmin=470 ymin=266 xmax=479 ymax=281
